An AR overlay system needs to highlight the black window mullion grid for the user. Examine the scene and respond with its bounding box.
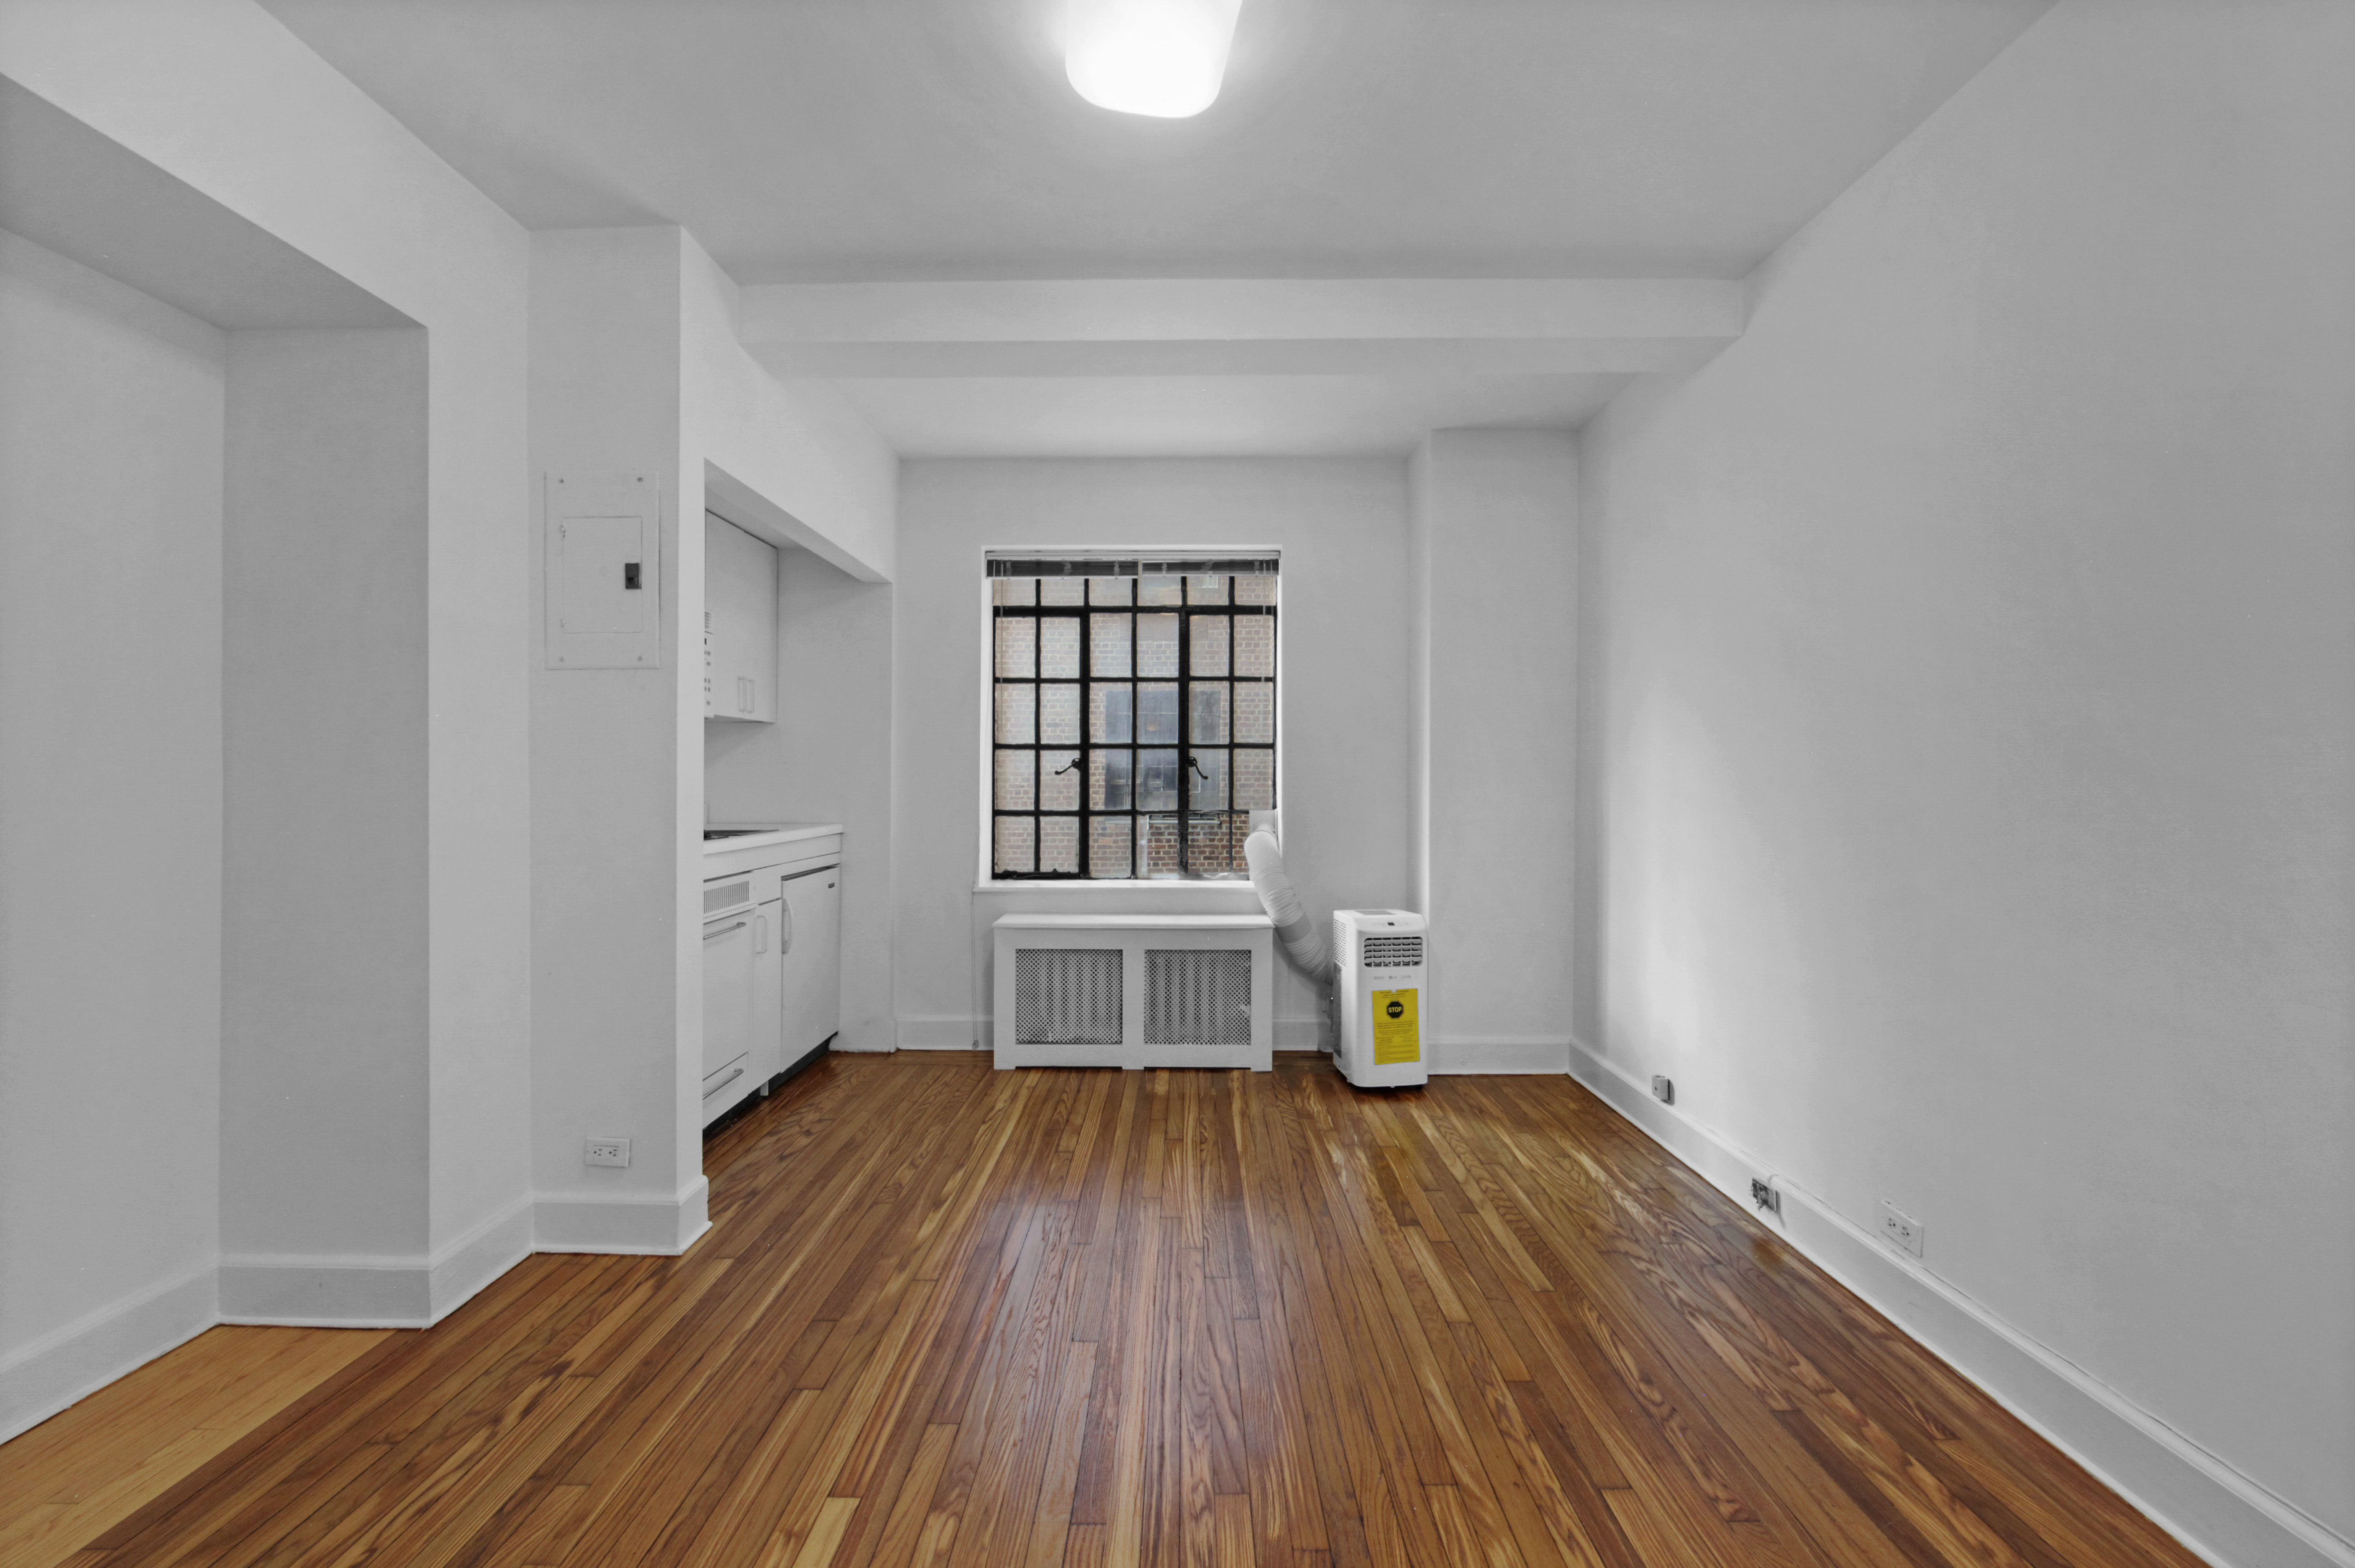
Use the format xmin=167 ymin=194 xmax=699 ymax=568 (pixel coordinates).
xmin=1177 ymin=586 xmax=1193 ymax=877
xmin=994 ymin=577 xmax=1274 ymax=881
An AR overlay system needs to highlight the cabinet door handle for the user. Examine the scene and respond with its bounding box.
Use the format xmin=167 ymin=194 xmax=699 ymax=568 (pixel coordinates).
xmin=753 ymin=914 xmax=767 ymax=954
xmin=703 ymin=919 xmax=747 ymax=942
xmin=779 ymin=902 xmax=794 ymax=956
xmin=702 ymin=1065 xmax=744 ymax=1098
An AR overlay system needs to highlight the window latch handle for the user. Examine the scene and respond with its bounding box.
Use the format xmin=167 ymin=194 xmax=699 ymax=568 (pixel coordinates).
xmin=1052 ymin=757 xmax=1082 ymax=776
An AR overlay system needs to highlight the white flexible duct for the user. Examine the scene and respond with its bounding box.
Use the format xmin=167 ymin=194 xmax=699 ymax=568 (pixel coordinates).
xmin=1244 ymin=828 xmax=1329 ymax=974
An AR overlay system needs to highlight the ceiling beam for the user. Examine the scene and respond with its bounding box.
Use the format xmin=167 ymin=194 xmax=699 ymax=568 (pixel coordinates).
xmin=738 ymin=278 xmax=1743 ymax=379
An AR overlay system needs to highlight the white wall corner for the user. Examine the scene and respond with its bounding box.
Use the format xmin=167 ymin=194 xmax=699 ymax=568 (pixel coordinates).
xmin=0 ymin=1260 xmax=219 ymax=1446
xmin=533 ymin=1178 xmax=712 ymax=1256
xmin=1564 ymin=1037 xmax=2355 ymax=1568
xmin=428 ymin=1195 xmax=538 ymax=1322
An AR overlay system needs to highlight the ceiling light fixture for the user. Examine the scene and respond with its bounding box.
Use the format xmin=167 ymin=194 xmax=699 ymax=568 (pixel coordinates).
xmin=1065 ymin=0 xmax=1243 ymax=119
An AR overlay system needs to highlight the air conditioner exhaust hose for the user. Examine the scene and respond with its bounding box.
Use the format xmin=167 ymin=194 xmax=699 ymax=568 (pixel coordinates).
xmin=1244 ymin=828 xmax=1330 ymax=974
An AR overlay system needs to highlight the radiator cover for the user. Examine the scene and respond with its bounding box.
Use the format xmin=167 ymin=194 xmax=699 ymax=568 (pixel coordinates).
xmin=991 ymin=913 xmax=1275 ymax=1070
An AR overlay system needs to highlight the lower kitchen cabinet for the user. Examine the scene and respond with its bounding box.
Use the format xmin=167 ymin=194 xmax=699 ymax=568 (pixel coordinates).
xmin=702 ymin=828 xmax=843 ymax=1127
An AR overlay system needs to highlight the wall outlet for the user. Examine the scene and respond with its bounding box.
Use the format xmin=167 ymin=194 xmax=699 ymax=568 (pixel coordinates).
xmin=584 ymin=1137 xmax=630 ymax=1169
xmin=1650 ymin=1075 xmax=1674 ymax=1104
xmin=1750 ymin=1178 xmax=1781 ymax=1218
xmin=1880 ymin=1200 xmax=1924 ymax=1257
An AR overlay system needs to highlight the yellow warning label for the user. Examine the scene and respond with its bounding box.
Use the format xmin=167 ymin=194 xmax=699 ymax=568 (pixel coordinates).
xmin=1371 ymin=989 xmax=1420 ymax=1065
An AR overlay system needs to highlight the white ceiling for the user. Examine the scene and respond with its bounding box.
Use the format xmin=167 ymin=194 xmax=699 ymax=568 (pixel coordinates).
xmin=254 ymin=0 xmax=2052 ymax=453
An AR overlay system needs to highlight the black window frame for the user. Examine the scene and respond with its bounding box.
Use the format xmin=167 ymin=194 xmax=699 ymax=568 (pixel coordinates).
xmin=988 ymin=556 xmax=1277 ymax=881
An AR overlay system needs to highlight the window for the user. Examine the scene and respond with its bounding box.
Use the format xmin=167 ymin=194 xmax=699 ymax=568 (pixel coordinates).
xmin=989 ymin=555 xmax=1277 ymax=880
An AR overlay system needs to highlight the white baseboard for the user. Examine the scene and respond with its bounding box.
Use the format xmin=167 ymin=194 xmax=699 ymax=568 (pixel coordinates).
xmin=1566 ymin=1037 xmax=2355 ymax=1568
xmin=1275 ymin=1017 xmax=1323 ymax=1049
xmin=0 ymin=1259 xmax=218 ymax=1445
xmin=1430 ymin=1034 xmax=1570 ymax=1074
xmin=3 ymin=1181 xmax=717 ymax=1444
xmin=896 ymin=1015 xmax=979 ymax=1050
xmin=533 ymin=1178 xmax=711 ymax=1256
xmin=218 ymin=1255 xmax=433 ymax=1327
xmin=218 ymin=1192 xmax=541 ymax=1329
xmin=430 ymin=1196 xmax=536 ymax=1320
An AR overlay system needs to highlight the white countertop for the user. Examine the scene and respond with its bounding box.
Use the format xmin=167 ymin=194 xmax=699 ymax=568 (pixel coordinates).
xmin=702 ymin=822 xmax=842 ymax=856
xmin=991 ymin=912 xmax=1272 ymax=929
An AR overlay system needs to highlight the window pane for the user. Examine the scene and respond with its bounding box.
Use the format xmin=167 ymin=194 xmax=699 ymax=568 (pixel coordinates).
xmin=994 ymin=617 xmax=1035 ymax=678
xmin=1089 ymin=576 xmax=1133 ymax=606
xmin=1234 ymin=575 xmax=1278 ymax=606
xmin=1040 ymin=616 xmax=1081 ymax=678
xmin=1141 ymin=814 xmax=1182 ymax=876
xmin=1137 ymin=682 xmax=1179 ymax=744
xmin=1039 ymin=577 xmax=1086 ymax=606
xmin=992 ymin=578 xmax=1035 ymax=606
xmin=1039 ymin=683 xmax=1081 ymax=745
xmin=1234 ymin=683 xmax=1273 ymax=744
xmin=1234 ymin=748 xmax=1274 ymax=809
xmin=1136 ymin=613 xmax=1179 ymax=676
xmin=1189 ymin=682 xmax=1229 ymax=743
xmin=1189 ymin=614 xmax=1229 ymax=675
xmin=1186 ymin=573 xmax=1228 ymax=605
xmin=1138 ymin=749 xmax=1181 ymax=811
xmin=994 ymin=816 xmax=1035 ymax=875
xmin=1138 ymin=575 xmax=1183 ymax=606
xmin=1039 ymin=816 xmax=1080 ymax=872
xmin=1090 ymin=613 xmax=1131 ymax=676
xmin=1188 ymin=749 xmax=1228 ymax=811
xmin=1040 ymin=750 xmax=1081 ymax=810
xmin=994 ymin=684 xmax=1035 ymax=744
xmin=1189 ymin=813 xmax=1244 ymax=874
xmin=1089 ymin=749 xmax=1133 ymax=810
xmin=994 ymin=749 xmax=1035 ymax=810
xmin=1233 ymin=616 xmax=1274 ymax=678
xmin=1090 ymin=682 xmax=1133 ymax=743
xmin=1089 ymin=817 xmax=1133 ymax=879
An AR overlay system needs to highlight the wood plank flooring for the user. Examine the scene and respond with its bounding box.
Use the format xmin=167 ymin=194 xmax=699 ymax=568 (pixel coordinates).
xmin=3 ymin=1052 xmax=2203 ymax=1568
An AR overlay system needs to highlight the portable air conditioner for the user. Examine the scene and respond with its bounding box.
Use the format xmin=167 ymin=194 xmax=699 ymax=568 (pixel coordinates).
xmin=1332 ymin=909 xmax=1428 ymax=1087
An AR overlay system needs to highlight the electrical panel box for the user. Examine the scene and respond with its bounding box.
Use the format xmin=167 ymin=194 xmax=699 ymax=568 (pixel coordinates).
xmin=546 ymin=472 xmax=661 ymax=669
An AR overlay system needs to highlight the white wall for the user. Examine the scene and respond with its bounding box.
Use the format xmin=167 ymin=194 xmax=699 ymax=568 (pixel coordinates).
xmin=219 ymin=327 xmax=432 ymax=1319
xmin=3 ymin=0 xmax=536 ymax=1322
xmin=528 ymin=228 xmax=700 ymax=1246
xmin=892 ymin=458 xmax=1412 ymax=1048
xmin=532 ymin=226 xmax=898 ymax=1246
xmin=705 ymin=549 xmax=896 ymax=1052
xmin=1576 ymin=2 xmax=2354 ymax=1560
xmin=0 ymin=229 xmax=225 ymax=1431
xmin=1409 ymin=430 xmax=1579 ymax=1070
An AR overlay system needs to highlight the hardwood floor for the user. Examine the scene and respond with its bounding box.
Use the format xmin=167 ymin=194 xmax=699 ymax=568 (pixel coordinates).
xmin=3 ymin=1052 xmax=2202 ymax=1568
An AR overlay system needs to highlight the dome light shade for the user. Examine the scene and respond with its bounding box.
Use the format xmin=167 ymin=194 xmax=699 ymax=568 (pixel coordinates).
xmin=1065 ymin=0 xmax=1243 ymax=119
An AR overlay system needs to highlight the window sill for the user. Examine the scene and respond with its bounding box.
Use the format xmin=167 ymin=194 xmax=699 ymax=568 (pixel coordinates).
xmin=974 ymin=879 xmax=1257 ymax=894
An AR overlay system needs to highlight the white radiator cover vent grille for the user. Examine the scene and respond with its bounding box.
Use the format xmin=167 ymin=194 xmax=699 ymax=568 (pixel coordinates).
xmin=993 ymin=916 xmax=1274 ymax=1070
xmin=1144 ymin=949 xmax=1253 ymax=1046
xmin=1361 ymin=934 xmax=1423 ymax=968
xmin=1013 ymin=948 xmax=1123 ymax=1045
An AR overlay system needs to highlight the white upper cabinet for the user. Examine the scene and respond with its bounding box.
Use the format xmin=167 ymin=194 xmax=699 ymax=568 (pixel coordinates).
xmin=705 ymin=512 xmax=778 ymax=723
